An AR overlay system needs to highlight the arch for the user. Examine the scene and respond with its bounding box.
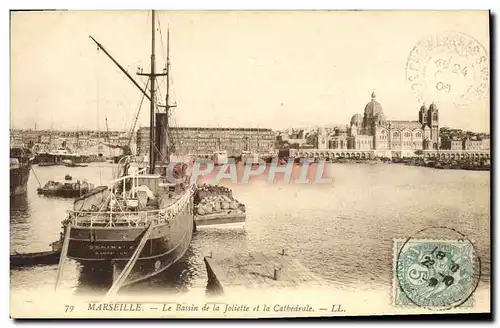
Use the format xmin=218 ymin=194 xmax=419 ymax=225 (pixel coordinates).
xmin=401 ymin=129 xmax=411 ymax=138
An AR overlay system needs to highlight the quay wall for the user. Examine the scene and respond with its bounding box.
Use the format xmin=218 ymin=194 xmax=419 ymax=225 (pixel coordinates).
xmin=288 ymin=149 xmax=490 ymax=160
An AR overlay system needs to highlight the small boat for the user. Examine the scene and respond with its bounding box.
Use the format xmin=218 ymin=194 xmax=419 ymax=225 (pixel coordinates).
xmin=194 ymin=185 xmax=246 ymax=228
xmin=194 ymin=212 xmax=246 ymax=228
xmin=65 ymin=174 xmax=72 ymax=181
xmin=37 ymin=180 xmax=94 ymax=198
xmin=62 ymin=159 xmax=88 ymax=167
xmin=10 ymin=240 xmax=62 ymax=267
xmin=38 ymin=162 xmax=57 ymax=167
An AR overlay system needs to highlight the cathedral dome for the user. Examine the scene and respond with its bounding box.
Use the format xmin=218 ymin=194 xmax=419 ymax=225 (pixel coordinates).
xmin=350 ymin=113 xmax=363 ymax=126
xmin=374 ymin=111 xmax=386 ymax=123
xmin=364 ymin=91 xmax=384 ymax=117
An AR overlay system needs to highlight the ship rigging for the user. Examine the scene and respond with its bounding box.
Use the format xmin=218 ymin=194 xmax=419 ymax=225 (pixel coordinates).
xmin=55 ymin=10 xmax=195 ymax=296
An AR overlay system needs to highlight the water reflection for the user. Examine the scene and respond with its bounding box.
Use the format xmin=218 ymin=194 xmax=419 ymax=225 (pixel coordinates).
xmin=10 ymin=194 xmax=30 ymax=224
xmin=74 ymin=262 xmax=114 ymax=296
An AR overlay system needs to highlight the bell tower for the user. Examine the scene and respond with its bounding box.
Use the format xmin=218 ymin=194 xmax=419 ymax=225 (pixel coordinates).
xmin=428 ymin=102 xmax=439 ymax=149
xmin=418 ymin=103 xmax=428 ymax=124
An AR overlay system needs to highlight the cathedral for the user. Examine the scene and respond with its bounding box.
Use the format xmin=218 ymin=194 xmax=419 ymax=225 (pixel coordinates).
xmin=323 ymin=91 xmax=440 ymax=156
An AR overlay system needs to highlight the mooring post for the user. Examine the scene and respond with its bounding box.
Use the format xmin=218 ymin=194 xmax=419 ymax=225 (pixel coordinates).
xmin=274 ymin=267 xmax=282 ymax=281
xmin=281 ymin=248 xmax=287 ymax=256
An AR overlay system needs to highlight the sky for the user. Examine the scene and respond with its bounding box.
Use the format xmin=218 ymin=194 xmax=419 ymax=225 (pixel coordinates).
xmin=10 ymin=10 xmax=490 ymax=133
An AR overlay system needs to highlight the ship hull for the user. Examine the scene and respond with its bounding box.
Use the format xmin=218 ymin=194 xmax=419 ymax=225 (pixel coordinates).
xmin=67 ymin=200 xmax=194 ymax=287
xmin=10 ymin=163 xmax=31 ymax=196
xmin=37 ymin=188 xmax=89 ymax=198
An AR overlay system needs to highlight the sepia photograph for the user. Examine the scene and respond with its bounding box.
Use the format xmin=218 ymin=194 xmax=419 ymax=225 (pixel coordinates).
xmin=9 ymin=9 xmax=490 ymax=319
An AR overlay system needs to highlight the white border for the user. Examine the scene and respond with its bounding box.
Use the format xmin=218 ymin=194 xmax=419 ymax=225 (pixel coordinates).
xmin=3 ymin=1 xmax=498 ymax=327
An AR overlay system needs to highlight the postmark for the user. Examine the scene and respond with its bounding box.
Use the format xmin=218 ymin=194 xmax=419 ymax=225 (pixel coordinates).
xmin=393 ymin=227 xmax=481 ymax=310
xmin=406 ymin=31 xmax=489 ymax=107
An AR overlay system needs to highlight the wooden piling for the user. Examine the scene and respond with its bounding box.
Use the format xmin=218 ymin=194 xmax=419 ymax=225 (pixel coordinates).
xmin=274 ymin=267 xmax=282 ymax=280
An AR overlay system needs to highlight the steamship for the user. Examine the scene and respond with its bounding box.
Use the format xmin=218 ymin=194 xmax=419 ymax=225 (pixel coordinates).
xmin=61 ymin=10 xmax=194 ymax=287
xmin=10 ymin=146 xmax=34 ymax=196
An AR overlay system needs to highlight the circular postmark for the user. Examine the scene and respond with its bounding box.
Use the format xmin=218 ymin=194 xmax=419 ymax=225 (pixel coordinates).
xmin=406 ymin=31 xmax=489 ymax=107
xmin=395 ymin=227 xmax=481 ymax=310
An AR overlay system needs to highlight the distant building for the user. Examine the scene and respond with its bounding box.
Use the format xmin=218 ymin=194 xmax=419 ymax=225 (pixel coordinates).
xmin=321 ymin=91 xmax=440 ymax=156
xmin=85 ymin=142 xmax=123 ymax=158
xmin=440 ymin=136 xmax=490 ymax=151
xmin=481 ymin=138 xmax=490 ymax=150
xmin=441 ymin=137 xmax=463 ymax=150
xmin=463 ymin=137 xmax=483 ymax=151
xmin=278 ymin=129 xmax=313 ymax=149
xmin=136 ymin=126 xmax=275 ymax=157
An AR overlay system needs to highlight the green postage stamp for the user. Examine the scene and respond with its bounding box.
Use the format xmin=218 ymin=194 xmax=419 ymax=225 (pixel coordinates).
xmin=393 ymin=238 xmax=480 ymax=310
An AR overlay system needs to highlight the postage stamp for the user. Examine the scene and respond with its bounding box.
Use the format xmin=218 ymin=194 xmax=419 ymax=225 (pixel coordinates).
xmin=406 ymin=31 xmax=489 ymax=107
xmin=393 ymin=237 xmax=480 ymax=310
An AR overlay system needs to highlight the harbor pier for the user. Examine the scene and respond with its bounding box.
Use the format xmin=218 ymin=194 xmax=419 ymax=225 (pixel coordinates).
xmin=204 ymin=251 xmax=330 ymax=294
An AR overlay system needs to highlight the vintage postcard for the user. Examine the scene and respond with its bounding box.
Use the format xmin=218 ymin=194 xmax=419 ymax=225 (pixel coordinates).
xmin=9 ymin=10 xmax=490 ymax=318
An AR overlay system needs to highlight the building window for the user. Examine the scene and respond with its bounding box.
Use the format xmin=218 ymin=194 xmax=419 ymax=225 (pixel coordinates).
xmin=404 ymin=132 xmax=411 ymax=138
xmin=416 ymin=132 xmax=422 ymax=138
xmin=393 ymin=132 xmax=400 ymax=138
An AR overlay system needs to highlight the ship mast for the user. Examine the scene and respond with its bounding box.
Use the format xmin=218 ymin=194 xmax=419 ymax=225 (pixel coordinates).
xmin=165 ymin=29 xmax=170 ymax=160
xmin=136 ymin=10 xmax=167 ymax=173
xmin=158 ymin=27 xmax=176 ymax=162
xmin=148 ymin=10 xmax=156 ymax=174
xmin=89 ymin=11 xmax=168 ymax=173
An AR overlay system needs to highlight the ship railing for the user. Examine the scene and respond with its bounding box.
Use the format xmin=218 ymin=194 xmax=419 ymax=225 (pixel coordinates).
xmin=108 ymin=166 xmax=149 ymax=199
xmin=67 ymin=183 xmax=195 ymax=228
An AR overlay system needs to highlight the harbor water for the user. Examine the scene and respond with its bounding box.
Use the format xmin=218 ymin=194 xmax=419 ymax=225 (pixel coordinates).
xmin=10 ymin=162 xmax=490 ymax=298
